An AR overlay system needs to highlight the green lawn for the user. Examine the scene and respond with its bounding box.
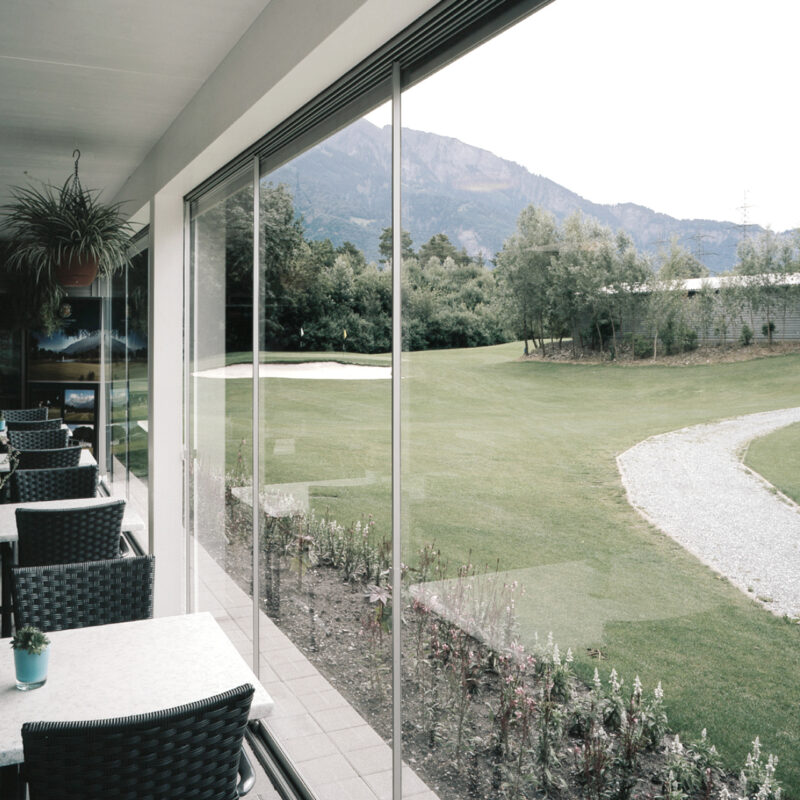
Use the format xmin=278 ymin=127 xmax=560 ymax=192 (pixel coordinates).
xmin=200 ymin=343 xmax=800 ymax=795
xmin=746 ymin=421 xmax=800 ymax=505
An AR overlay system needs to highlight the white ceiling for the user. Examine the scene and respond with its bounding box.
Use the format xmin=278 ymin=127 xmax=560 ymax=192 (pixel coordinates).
xmin=0 ymin=0 xmax=271 ymax=234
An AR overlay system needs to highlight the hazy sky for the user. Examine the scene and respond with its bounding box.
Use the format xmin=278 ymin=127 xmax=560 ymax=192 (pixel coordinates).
xmin=368 ymin=0 xmax=799 ymax=231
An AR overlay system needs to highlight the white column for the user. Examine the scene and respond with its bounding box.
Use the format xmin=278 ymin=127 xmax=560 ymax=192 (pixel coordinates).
xmin=149 ymin=188 xmax=186 ymax=617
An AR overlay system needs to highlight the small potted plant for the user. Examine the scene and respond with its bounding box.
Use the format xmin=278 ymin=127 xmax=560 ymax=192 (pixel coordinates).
xmin=10 ymin=625 xmax=51 ymax=690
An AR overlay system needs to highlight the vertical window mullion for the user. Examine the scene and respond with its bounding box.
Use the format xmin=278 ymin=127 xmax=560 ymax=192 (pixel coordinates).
xmin=391 ymin=60 xmax=402 ymax=800
xmin=251 ymin=156 xmax=261 ymax=678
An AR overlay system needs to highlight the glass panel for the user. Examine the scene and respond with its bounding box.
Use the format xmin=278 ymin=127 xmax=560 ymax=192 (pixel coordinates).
xmin=126 ymin=247 xmax=150 ymax=500
xmin=188 ymin=171 xmax=255 ymax=661
xmin=400 ymin=3 xmax=800 ymax=800
xmin=107 ymin=267 xmax=129 ymax=494
xmin=257 ymin=108 xmax=393 ymax=796
xmin=104 ymin=243 xmax=149 ymax=540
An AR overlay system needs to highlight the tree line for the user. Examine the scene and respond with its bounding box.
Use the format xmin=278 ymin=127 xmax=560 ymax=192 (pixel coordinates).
xmin=216 ymin=183 xmax=800 ymax=357
xmin=496 ymin=205 xmax=800 ymax=357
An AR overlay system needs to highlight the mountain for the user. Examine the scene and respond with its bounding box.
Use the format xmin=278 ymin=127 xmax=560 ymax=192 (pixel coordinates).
xmin=268 ymin=119 xmax=779 ymax=275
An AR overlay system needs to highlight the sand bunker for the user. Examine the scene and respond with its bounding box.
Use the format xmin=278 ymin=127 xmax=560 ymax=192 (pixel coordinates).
xmin=194 ymin=361 xmax=391 ymax=380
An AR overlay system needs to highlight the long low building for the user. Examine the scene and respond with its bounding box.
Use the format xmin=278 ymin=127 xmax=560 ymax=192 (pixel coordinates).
xmin=620 ymin=272 xmax=800 ymax=344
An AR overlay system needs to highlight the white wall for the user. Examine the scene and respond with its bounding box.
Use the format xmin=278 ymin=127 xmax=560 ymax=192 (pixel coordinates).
xmin=129 ymin=0 xmax=438 ymax=615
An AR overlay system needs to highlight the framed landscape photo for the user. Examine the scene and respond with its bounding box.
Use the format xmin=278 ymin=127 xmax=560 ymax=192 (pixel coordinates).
xmin=27 ymin=297 xmax=102 ymax=382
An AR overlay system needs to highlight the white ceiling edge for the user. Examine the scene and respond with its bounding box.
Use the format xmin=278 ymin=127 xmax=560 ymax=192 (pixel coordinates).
xmin=117 ymin=0 xmax=440 ymax=222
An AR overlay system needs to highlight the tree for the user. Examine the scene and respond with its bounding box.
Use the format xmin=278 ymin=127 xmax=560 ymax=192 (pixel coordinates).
xmin=259 ymin=183 xmax=309 ymax=349
xmin=735 ymin=229 xmax=794 ymax=345
xmin=495 ymin=205 xmax=559 ymax=355
xmin=378 ymin=227 xmax=414 ymax=263
xmin=418 ymin=233 xmax=460 ymax=265
xmin=657 ymin=236 xmax=709 ymax=280
xmin=611 ymin=233 xmax=651 ymax=358
xmin=694 ymin=280 xmax=716 ymax=345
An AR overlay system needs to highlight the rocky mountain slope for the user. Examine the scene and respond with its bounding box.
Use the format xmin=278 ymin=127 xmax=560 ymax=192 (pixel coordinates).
xmin=268 ymin=118 xmax=768 ymax=273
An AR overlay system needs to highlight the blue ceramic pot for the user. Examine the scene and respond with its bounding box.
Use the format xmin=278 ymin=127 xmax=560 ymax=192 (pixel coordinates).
xmin=14 ymin=647 xmax=49 ymax=690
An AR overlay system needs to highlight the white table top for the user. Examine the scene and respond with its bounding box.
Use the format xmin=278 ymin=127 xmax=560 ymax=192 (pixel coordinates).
xmin=0 ymin=496 xmax=145 ymax=543
xmin=0 ymin=612 xmax=273 ymax=765
xmin=0 ymin=448 xmax=96 ymax=472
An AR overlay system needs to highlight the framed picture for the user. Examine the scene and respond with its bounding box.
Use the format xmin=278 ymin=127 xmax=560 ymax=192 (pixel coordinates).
xmin=28 ymin=297 xmax=102 ymax=382
xmin=62 ymin=386 xmax=96 ymax=423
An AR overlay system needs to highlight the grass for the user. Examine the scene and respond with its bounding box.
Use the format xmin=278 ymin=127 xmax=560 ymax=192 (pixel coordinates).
xmin=195 ymin=342 xmax=800 ymax=795
xmin=746 ymin=420 xmax=800 ymax=505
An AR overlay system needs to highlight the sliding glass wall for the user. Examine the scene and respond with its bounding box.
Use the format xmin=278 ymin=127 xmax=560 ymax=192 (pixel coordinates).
xmin=186 ymin=3 xmax=800 ymax=799
xmin=396 ymin=4 xmax=800 ymax=800
xmin=254 ymin=109 xmax=393 ymax=794
xmin=187 ymin=171 xmax=255 ymax=658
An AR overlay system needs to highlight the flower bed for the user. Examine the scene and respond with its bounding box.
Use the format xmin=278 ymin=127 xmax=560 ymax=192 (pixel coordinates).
xmin=219 ymin=503 xmax=783 ymax=800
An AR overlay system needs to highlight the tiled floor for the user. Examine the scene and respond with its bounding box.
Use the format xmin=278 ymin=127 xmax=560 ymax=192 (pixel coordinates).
xmin=194 ymin=544 xmax=440 ymax=800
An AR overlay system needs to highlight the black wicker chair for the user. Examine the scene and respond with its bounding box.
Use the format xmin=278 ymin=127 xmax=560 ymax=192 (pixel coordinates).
xmin=12 ymin=464 xmax=97 ymax=503
xmin=6 ymin=417 xmax=63 ymax=432
xmin=16 ymin=445 xmax=82 ymax=471
xmin=11 ymin=555 xmax=155 ymax=632
xmin=2 ymin=408 xmax=48 ymax=422
xmin=21 ymin=684 xmax=256 ymax=800
xmin=16 ymin=499 xmax=125 ymax=567
xmin=7 ymin=428 xmax=69 ymax=450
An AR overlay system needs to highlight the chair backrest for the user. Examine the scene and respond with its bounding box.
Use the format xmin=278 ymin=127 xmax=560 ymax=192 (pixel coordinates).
xmin=11 ymin=555 xmax=155 ymax=632
xmin=22 ymin=683 xmax=254 ymax=800
xmin=2 ymin=407 xmax=48 ymax=422
xmin=12 ymin=464 xmax=97 ymax=503
xmin=6 ymin=417 xmax=63 ymax=431
xmin=16 ymin=499 xmax=125 ymax=567
xmin=17 ymin=445 xmax=82 ymax=471
xmin=8 ymin=427 xmax=69 ymax=449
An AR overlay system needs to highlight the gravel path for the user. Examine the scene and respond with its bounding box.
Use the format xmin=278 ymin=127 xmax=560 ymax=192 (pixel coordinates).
xmin=617 ymin=407 xmax=800 ymax=618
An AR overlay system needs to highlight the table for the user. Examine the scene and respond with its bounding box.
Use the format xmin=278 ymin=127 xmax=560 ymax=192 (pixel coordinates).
xmin=0 ymin=447 xmax=96 ymax=472
xmin=0 ymin=612 xmax=273 ymax=766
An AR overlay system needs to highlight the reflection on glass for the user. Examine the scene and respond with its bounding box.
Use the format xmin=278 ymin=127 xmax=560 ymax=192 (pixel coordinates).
xmin=189 ymin=173 xmax=255 ymax=660
xmin=106 ymin=246 xmax=149 ymax=531
xmin=256 ymin=111 xmax=393 ymax=794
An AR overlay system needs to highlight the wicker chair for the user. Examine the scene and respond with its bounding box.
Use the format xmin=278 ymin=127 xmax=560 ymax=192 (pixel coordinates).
xmin=16 ymin=445 xmax=82 ymax=471
xmin=12 ymin=464 xmax=97 ymax=503
xmin=11 ymin=555 xmax=155 ymax=632
xmin=16 ymin=499 xmax=125 ymax=567
xmin=21 ymin=684 xmax=256 ymax=800
xmin=7 ymin=428 xmax=69 ymax=450
xmin=2 ymin=408 xmax=48 ymax=422
xmin=5 ymin=417 xmax=63 ymax=432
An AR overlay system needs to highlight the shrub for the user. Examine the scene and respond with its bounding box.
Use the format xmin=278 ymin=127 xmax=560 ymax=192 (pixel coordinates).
xmin=762 ymin=321 xmax=776 ymax=338
xmin=739 ymin=324 xmax=753 ymax=346
xmin=632 ymin=334 xmax=653 ymax=359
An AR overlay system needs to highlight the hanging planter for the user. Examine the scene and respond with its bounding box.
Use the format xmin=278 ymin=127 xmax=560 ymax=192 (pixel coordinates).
xmin=1 ymin=150 xmax=133 ymax=326
xmin=53 ymin=251 xmax=100 ymax=287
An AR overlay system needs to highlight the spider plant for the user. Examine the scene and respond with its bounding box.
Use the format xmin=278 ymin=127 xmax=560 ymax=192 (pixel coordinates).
xmin=2 ymin=177 xmax=133 ymax=285
xmin=1 ymin=152 xmax=134 ymax=331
